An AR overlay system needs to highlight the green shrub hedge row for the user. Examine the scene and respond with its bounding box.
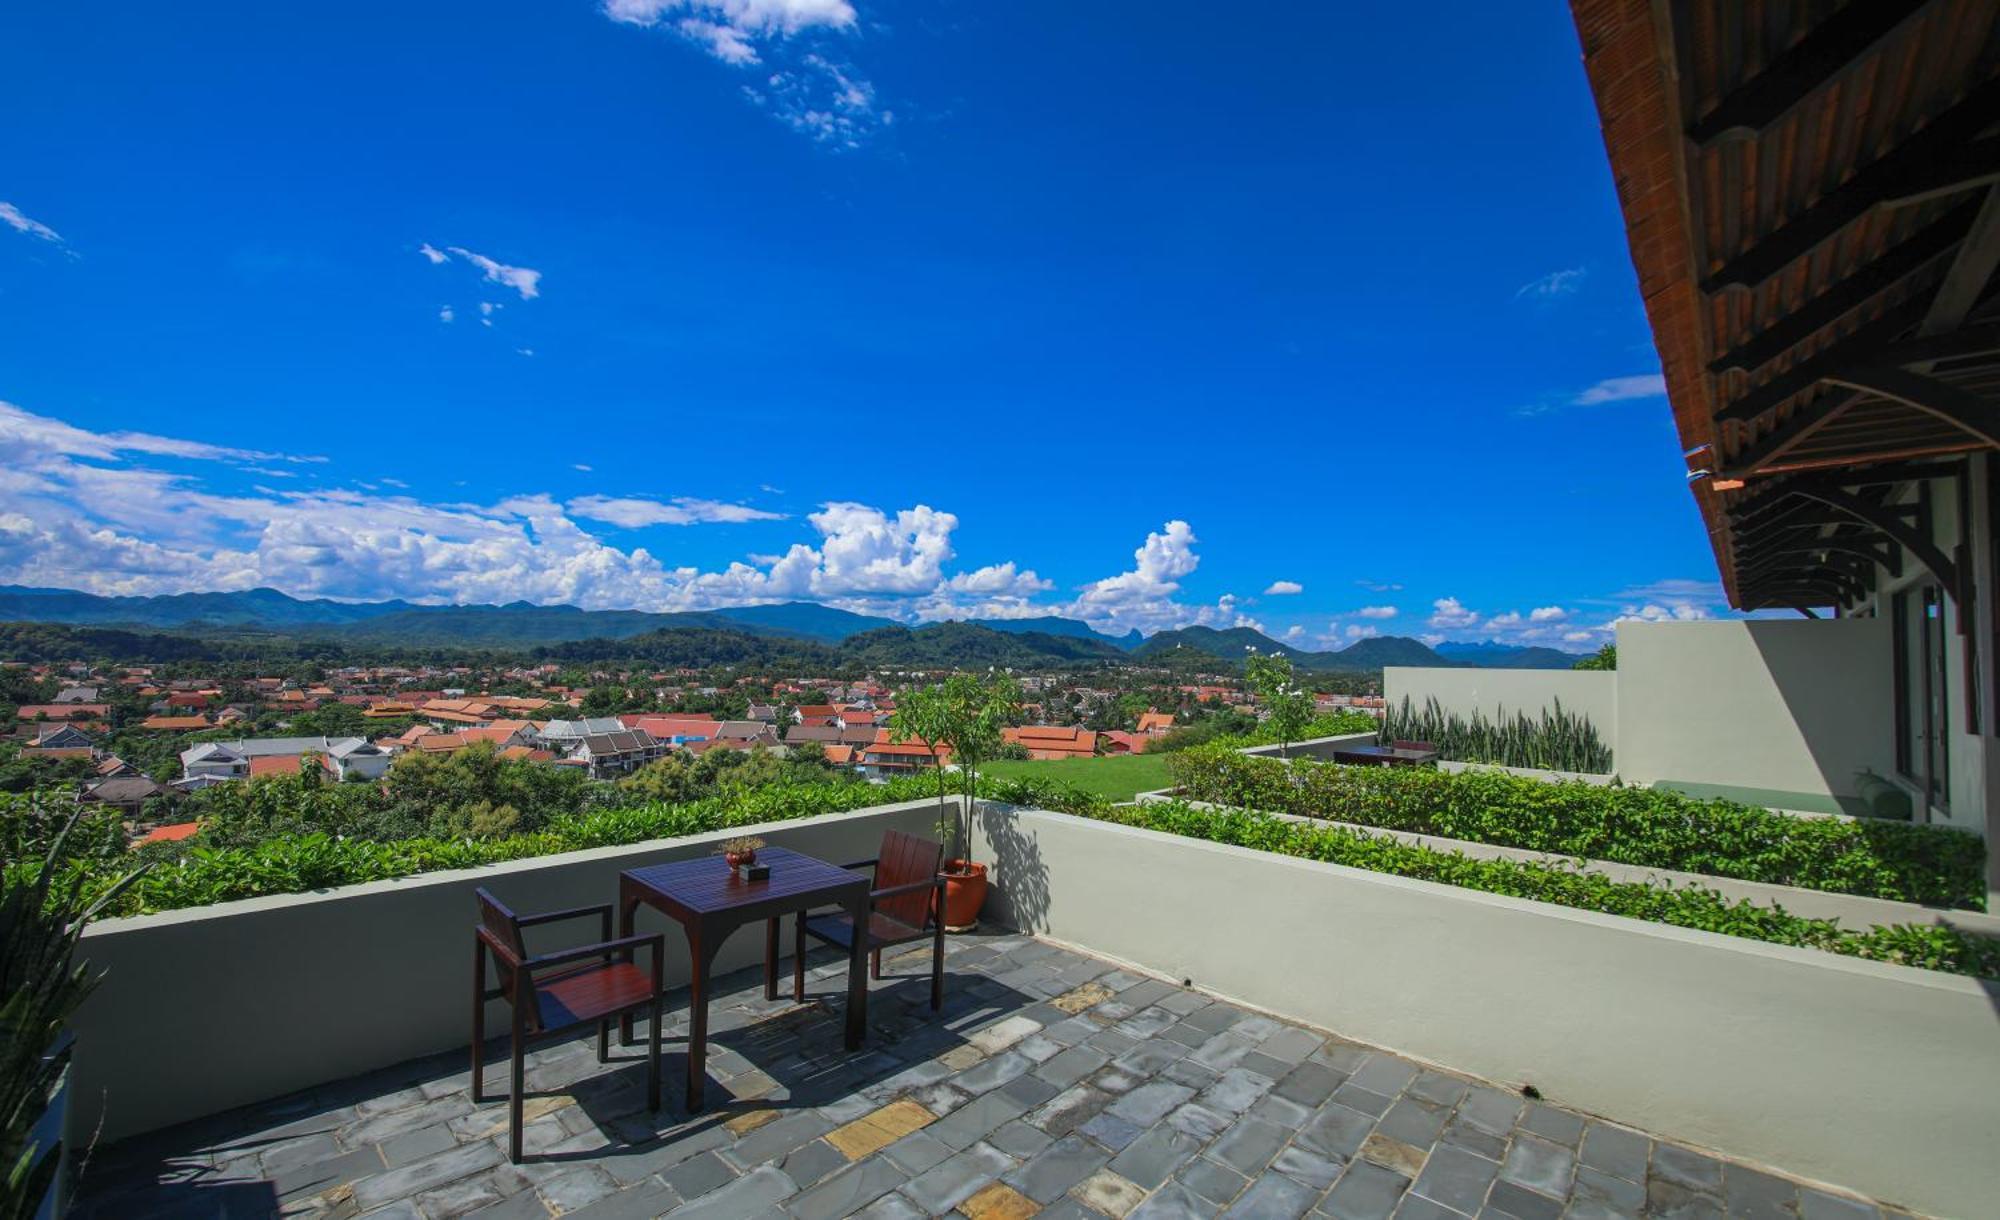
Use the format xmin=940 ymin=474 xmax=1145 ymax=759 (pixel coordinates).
xmin=42 ymin=775 xmax=945 ymax=918
xmin=1167 ymin=746 xmax=1987 ymax=910
xmin=1095 ymin=800 xmax=2000 ymax=980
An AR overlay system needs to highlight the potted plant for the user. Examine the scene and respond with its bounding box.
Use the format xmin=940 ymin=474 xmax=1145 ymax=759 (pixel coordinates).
xmin=719 ymin=836 xmax=764 ymax=869
xmin=891 ymin=673 xmax=1018 ymax=932
xmin=2 ymin=809 xmax=142 ymax=1220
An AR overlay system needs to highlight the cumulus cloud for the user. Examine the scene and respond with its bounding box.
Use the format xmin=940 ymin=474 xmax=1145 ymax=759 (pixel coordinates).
xmin=1428 ymin=597 xmax=1479 ymax=630
xmin=1353 ymin=605 xmax=1398 ymax=619
xmin=1573 ymin=374 xmax=1666 ymax=406
xmin=0 ymin=202 xmax=65 ymax=247
xmin=1346 ymin=624 xmax=1381 ymax=640
xmin=1061 ymin=520 xmax=1253 ymax=635
xmin=1263 ymin=580 xmax=1303 ymax=595
xmin=568 ymin=495 xmax=786 ymax=528
xmin=420 ymin=244 xmax=542 ymax=300
xmin=603 ymin=0 xmax=888 ymax=148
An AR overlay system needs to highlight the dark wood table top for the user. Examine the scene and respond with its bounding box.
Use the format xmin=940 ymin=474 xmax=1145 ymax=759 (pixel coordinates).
xmin=1332 ymin=744 xmax=1439 ymax=763
xmin=621 ymin=846 xmax=867 ymax=918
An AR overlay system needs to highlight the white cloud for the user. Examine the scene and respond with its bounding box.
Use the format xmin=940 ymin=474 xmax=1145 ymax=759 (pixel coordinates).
xmin=421 ymin=245 xmax=542 ymax=300
xmin=0 ymin=400 xmax=321 ymax=466
xmin=438 ymin=306 xmax=455 ymax=323
xmin=1263 ymin=580 xmax=1303 ymax=595
xmin=1428 ymin=597 xmax=1479 ymax=630
xmin=1062 ymin=520 xmax=1253 ymax=635
xmin=567 ymin=495 xmax=785 ymax=528
xmin=1516 ymin=267 xmax=1585 ymax=299
xmin=746 ymin=54 xmax=889 ymax=148
xmin=602 ymin=0 xmax=856 ymax=52
xmin=1573 ymin=374 xmax=1665 ymax=406
xmin=1356 ymin=579 xmax=1402 ymax=593
xmin=573 ymin=464 xmax=594 ymax=472
xmin=1529 ymin=606 xmax=1568 ymax=622
xmin=1614 ymin=602 xmax=1712 ymax=625
xmin=1353 ymin=605 xmax=1398 ymax=619
xmin=0 ymin=202 xmax=65 ymax=247
xmin=1283 ymin=625 xmax=1304 ymax=640
xmin=1345 ymin=624 xmax=1380 ymax=640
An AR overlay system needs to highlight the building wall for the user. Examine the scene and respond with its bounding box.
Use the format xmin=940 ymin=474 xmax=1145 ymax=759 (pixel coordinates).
xmin=1381 ymin=668 xmax=1615 ymax=739
xmin=1614 ymin=619 xmax=1896 ymax=797
xmin=978 ymin=808 xmax=2000 ymax=1220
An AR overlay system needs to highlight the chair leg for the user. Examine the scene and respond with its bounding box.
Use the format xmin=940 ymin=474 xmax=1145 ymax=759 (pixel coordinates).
xmin=870 ymin=947 xmax=882 ymax=981
xmin=597 ymin=1019 xmax=609 ymax=1064
xmin=508 ymin=1016 xmax=525 ymax=1164
xmin=793 ymin=912 xmax=807 ymax=1002
xmin=470 ymin=942 xmax=486 ymax=1103
xmin=931 ymin=917 xmax=945 ymax=1012
xmin=646 ymin=999 xmax=662 ymax=1112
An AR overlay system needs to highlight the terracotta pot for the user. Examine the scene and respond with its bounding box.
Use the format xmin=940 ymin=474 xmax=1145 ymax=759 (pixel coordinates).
xmin=938 ymin=859 xmax=988 ymax=932
xmin=724 ymin=849 xmax=756 ymax=869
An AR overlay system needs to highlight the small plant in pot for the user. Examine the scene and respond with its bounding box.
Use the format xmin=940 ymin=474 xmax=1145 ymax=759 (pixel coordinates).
xmin=891 ymin=672 xmax=1019 ymax=933
xmin=718 ymin=836 xmax=765 ymax=869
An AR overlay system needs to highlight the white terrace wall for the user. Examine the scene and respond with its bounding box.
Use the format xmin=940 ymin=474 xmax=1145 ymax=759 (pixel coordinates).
xmin=1614 ymin=618 xmax=1895 ymax=799
xmin=68 ymin=799 xmax=944 ymax=1144
xmin=976 ymin=807 xmax=1999 ymax=1220
xmin=1382 ymin=667 xmax=1615 ymax=736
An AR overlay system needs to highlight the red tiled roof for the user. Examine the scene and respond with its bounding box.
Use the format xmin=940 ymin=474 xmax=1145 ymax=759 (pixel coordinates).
xmin=138 ymin=821 xmax=202 ymax=844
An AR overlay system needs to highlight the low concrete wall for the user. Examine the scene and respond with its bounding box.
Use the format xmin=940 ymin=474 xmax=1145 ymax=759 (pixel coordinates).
xmin=1238 ymin=731 xmax=1376 ymax=761
xmin=977 ymin=807 xmax=1999 ymax=1219
xmin=70 ymin=799 xmax=944 ymax=1143
xmin=1383 ymin=667 xmax=1615 ymax=736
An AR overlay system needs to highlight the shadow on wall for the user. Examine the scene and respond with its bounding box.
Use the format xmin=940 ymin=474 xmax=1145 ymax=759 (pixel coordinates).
xmin=1745 ymin=619 xmax=1898 ymax=805
xmin=972 ymin=801 xmax=1050 ymax=933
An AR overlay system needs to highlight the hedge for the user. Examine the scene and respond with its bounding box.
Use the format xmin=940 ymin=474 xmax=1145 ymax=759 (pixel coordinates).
xmin=1168 ymin=747 xmax=1987 ymax=911
xmin=1096 ymin=800 xmax=2000 ymax=980
xmin=38 ymin=775 xmax=947 ymax=918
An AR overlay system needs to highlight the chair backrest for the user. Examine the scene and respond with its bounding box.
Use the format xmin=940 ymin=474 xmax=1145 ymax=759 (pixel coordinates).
xmin=475 ymin=887 xmax=529 ymax=999
xmin=1392 ymin=739 xmax=1436 ymax=753
xmin=874 ymin=830 xmax=942 ymax=928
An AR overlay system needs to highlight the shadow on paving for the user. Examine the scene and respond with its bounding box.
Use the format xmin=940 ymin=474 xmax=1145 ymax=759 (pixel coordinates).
xmin=70 ymin=931 xmax=1039 ymax=1218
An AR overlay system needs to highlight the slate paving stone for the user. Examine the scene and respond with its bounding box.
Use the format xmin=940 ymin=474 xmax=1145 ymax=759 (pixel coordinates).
xmin=1107 ymin=1124 xmax=1201 ymax=1189
xmin=1486 ymin=1178 xmax=1566 ymax=1220
xmin=78 ymin=933 xmax=1912 ymax=1220
xmin=1003 ymin=1133 xmax=1110 ymax=1204
xmin=1410 ymin=1142 xmax=1499 ymax=1215
xmin=1221 ymin=1169 xmax=1322 ymax=1219
xmin=1499 ymin=1132 xmax=1574 ymax=1198
xmin=1577 ymin=1121 xmax=1649 ymax=1183
xmin=1177 ymin=1155 xmax=1250 ymax=1207
xmin=1652 ymin=1142 xmax=1727 ymax=1193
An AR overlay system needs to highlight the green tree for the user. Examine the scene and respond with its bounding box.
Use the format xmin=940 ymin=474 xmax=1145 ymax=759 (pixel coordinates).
xmin=895 ymin=673 xmax=1020 ymax=862
xmin=889 ymin=683 xmax=955 ymax=839
xmin=1244 ymin=653 xmax=1313 ymax=759
xmin=1573 ymin=643 xmax=1617 ymax=671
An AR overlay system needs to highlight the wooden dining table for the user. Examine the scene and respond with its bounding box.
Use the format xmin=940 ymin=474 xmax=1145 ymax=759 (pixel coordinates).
xmin=617 ymin=846 xmax=871 ymax=1111
xmin=1330 ymin=743 xmax=1441 ymax=766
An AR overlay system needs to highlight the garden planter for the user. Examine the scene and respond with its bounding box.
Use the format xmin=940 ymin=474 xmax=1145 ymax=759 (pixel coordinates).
xmin=938 ymin=860 xmax=988 ymax=932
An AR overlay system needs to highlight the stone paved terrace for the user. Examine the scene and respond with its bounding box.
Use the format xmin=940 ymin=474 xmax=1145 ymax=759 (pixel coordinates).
xmin=78 ymin=933 xmax=1916 ymax=1220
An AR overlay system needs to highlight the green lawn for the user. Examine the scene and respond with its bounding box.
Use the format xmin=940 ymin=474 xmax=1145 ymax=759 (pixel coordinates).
xmin=980 ymin=752 xmax=1174 ymax=802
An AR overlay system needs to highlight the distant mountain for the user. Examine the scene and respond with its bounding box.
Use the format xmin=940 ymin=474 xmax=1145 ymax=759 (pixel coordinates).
xmin=1134 ymin=626 xmax=1315 ymax=664
xmin=844 ymin=623 xmax=1128 ymax=668
xmin=706 ymin=602 xmax=898 ymax=642
xmin=1434 ymin=640 xmax=1590 ymax=670
xmin=0 ymin=584 xmax=412 ymax=628
xmin=1322 ymin=635 xmax=1450 ymax=670
xmin=963 ymin=616 xmax=1143 ymax=650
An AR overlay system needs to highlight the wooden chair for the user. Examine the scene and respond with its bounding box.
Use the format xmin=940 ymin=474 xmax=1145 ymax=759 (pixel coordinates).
xmin=473 ymin=888 xmax=666 ymax=1162
xmin=794 ymin=830 xmax=946 ymax=1011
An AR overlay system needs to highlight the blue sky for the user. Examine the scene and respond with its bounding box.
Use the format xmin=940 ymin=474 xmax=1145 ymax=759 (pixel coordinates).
xmin=0 ymin=0 xmax=1723 ymax=649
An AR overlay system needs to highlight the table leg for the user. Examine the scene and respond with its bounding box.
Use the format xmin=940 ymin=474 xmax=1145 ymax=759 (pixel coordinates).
xmin=619 ymin=893 xmax=639 ymax=1046
xmin=686 ymin=923 xmax=714 ymax=1112
xmin=843 ymin=890 xmax=868 ymax=1051
xmin=764 ymin=916 xmax=779 ymax=1001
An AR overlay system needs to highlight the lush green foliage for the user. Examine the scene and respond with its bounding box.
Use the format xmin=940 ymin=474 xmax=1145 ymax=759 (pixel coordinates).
xmin=2 ymin=816 xmax=140 ymax=1217
xmin=1573 ymin=643 xmax=1617 ymax=671
xmin=890 ymin=673 xmax=1021 ymax=859
xmin=1380 ymin=695 xmax=1613 ymax=773
xmin=1098 ymin=801 xmax=2000 ymax=979
xmin=1243 ymin=654 xmax=1314 ymax=757
xmin=1168 ymin=746 xmax=1986 ymax=910
xmin=1186 ymin=710 xmax=1378 ymax=754
xmin=20 ymin=774 xmax=944 ymax=918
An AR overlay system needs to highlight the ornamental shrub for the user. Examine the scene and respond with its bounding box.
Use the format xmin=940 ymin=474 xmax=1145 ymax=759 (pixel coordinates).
xmin=1100 ymin=800 xmax=2000 ymax=980
xmin=1166 ymin=746 xmax=1987 ymax=910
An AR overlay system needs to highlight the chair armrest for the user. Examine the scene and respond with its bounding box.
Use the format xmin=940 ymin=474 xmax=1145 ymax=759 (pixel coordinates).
xmin=524 ymin=932 xmax=663 ymax=973
xmin=837 ymin=858 xmax=879 ymax=872
xmin=517 ymin=902 xmax=614 ymax=929
xmin=870 ymin=876 xmax=945 ymax=903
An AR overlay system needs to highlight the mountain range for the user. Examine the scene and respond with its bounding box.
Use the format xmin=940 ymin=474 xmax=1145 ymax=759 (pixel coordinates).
xmin=0 ymin=585 xmax=1588 ymax=671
